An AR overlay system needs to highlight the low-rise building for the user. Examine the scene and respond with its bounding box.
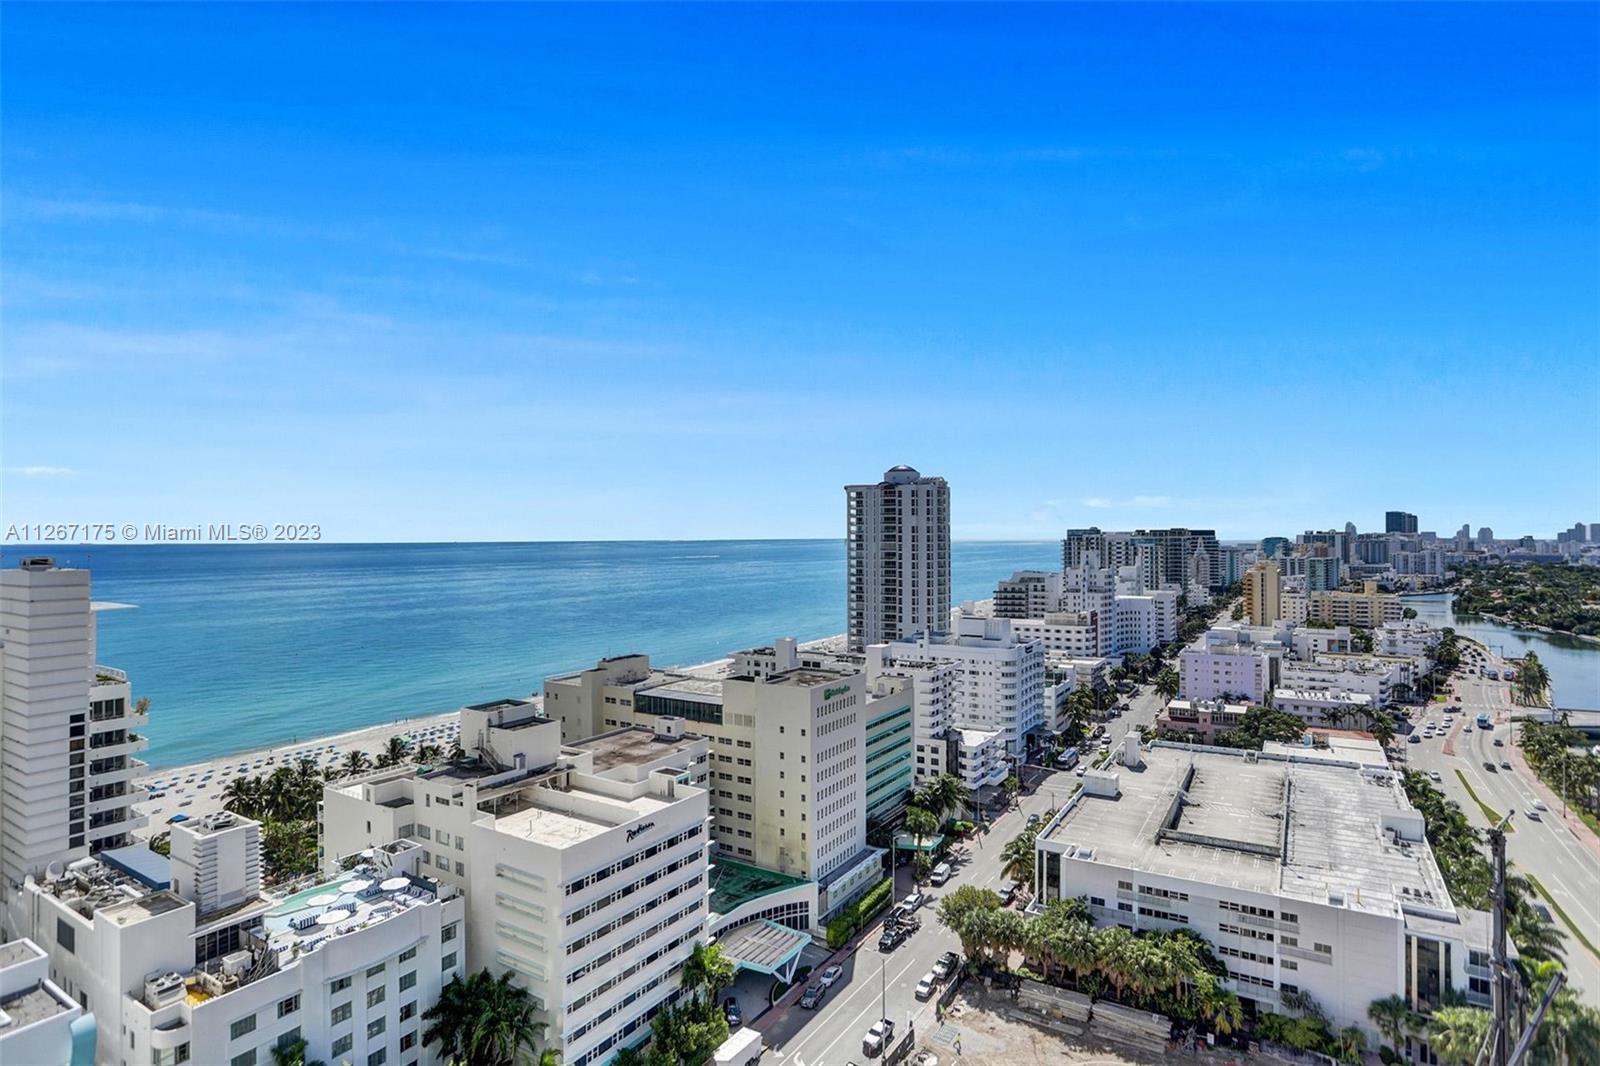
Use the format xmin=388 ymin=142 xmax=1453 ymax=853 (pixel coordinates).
xmin=0 ymin=938 xmax=90 ymax=1066
xmin=1154 ymin=698 xmax=1250 ymax=743
xmin=1033 ymin=743 xmax=1498 ymax=1043
xmin=992 ymin=571 xmax=1063 ymax=620
xmin=1305 ymin=582 xmax=1405 ymax=627
xmin=1271 ymin=688 xmax=1377 ymax=724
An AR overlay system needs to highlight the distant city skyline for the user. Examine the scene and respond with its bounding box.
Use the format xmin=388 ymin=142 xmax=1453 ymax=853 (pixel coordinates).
xmin=3 ymin=5 xmax=1596 ymax=542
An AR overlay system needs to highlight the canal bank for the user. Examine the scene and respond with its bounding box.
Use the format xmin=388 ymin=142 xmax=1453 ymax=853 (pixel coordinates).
xmin=1405 ymin=592 xmax=1600 ymax=712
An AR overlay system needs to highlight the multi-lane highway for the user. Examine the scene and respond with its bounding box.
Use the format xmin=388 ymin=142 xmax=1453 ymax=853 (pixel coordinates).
xmin=1403 ymin=647 xmax=1600 ymax=1005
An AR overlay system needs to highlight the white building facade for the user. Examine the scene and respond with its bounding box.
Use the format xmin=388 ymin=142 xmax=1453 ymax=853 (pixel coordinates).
xmin=845 ymin=466 xmax=951 ymax=650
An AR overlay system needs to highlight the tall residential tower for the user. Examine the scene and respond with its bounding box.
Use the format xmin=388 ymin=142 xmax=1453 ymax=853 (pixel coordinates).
xmin=846 ymin=466 xmax=951 ymax=651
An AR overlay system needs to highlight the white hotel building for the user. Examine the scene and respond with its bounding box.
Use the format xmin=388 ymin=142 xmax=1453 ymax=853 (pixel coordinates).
xmin=9 ymin=812 xmax=463 ymax=1066
xmin=1034 ymin=741 xmax=1496 ymax=1046
xmin=1 ymin=558 xmax=149 ymax=891
xmin=1178 ymin=626 xmax=1285 ymax=704
xmin=321 ymin=700 xmax=714 ymax=1066
xmin=881 ymin=615 xmax=1045 ymax=760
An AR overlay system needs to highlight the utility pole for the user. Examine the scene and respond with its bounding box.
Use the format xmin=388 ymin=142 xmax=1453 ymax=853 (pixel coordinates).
xmin=1488 ymin=816 xmax=1512 ymax=1066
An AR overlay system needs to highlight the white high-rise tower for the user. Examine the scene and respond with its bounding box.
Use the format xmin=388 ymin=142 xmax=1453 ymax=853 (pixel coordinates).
xmin=0 ymin=558 xmax=147 ymax=892
xmin=846 ymin=465 xmax=951 ymax=651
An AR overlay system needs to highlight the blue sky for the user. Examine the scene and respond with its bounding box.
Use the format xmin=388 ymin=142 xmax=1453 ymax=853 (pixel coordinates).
xmin=3 ymin=4 xmax=1596 ymax=542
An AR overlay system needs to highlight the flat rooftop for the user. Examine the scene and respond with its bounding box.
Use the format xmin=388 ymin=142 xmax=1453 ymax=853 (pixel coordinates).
xmin=491 ymin=788 xmax=675 ymax=847
xmin=0 ymin=981 xmax=73 ymax=1030
xmin=709 ymin=858 xmax=809 ymax=917
xmin=566 ymin=726 xmax=702 ymax=772
xmin=646 ymin=676 xmax=725 ymax=702
xmin=0 ymin=940 xmax=41 ymax=968
xmin=1042 ymin=743 xmax=1453 ymax=916
xmin=764 ymin=667 xmax=850 ymax=687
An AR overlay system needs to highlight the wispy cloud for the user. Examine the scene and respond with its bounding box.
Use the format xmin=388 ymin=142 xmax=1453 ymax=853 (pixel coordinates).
xmin=4 ymin=466 xmax=76 ymax=478
xmin=1081 ymin=494 xmax=1171 ymax=509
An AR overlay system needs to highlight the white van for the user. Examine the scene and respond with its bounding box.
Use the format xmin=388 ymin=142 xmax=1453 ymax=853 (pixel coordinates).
xmin=929 ymin=862 xmax=953 ymax=886
xmin=712 ymin=1026 xmax=765 ymax=1066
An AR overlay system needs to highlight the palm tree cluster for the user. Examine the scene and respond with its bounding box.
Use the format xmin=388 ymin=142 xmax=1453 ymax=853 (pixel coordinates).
xmin=935 ymin=888 xmax=1247 ymax=1038
xmin=1518 ymin=719 xmax=1600 ymax=825
xmin=1374 ymin=958 xmax=1600 ymax=1065
xmin=1400 ymin=770 xmax=1563 ymax=962
xmin=1208 ymin=706 xmax=1306 ymax=751
xmin=611 ymin=943 xmax=735 ymax=1066
xmin=422 ymin=969 xmax=554 ymax=1066
xmin=220 ymin=757 xmax=329 ymax=881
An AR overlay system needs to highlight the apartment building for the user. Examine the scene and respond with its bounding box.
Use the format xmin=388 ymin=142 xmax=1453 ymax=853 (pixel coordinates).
xmin=0 ymin=938 xmax=89 ymax=1066
xmin=1305 ymin=582 xmax=1405 ymax=627
xmin=1111 ymin=590 xmax=1179 ymax=655
xmin=845 ymin=465 xmax=951 ymax=650
xmin=9 ymin=812 xmax=463 ymax=1066
xmin=323 ymin=703 xmax=715 ymax=1066
xmin=1033 ymin=743 xmax=1497 ymax=1043
xmin=991 ymin=571 xmax=1063 ymax=620
xmin=1 ymin=558 xmax=148 ymax=893
xmin=1155 ymin=698 xmax=1250 ymax=743
xmin=1009 ymin=612 xmax=1103 ymax=660
xmin=1242 ymin=560 xmax=1282 ymax=627
xmin=880 ymin=616 xmax=1046 ymax=759
xmin=1377 ymin=621 xmax=1439 ymax=666
xmin=545 ymin=650 xmax=884 ymax=923
xmin=1278 ymin=656 xmax=1414 ymax=710
xmin=1178 ymin=627 xmax=1284 ymax=704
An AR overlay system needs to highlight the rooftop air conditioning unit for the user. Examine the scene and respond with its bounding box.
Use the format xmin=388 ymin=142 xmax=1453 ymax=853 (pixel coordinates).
xmin=220 ymin=950 xmax=253 ymax=977
xmin=144 ymin=972 xmax=186 ymax=1008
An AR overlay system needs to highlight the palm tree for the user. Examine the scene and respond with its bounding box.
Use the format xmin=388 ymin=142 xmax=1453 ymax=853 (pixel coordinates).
xmin=1154 ymin=667 xmax=1179 ymax=702
xmin=913 ymin=774 xmax=971 ymax=823
xmin=377 ymin=735 xmax=412 ymax=768
xmin=221 ymin=776 xmax=262 ymax=819
xmin=1368 ymin=994 xmax=1412 ymax=1053
xmin=903 ymin=806 xmax=939 ymax=851
xmin=341 ymin=748 xmax=372 ymax=777
xmin=1093 ymin=925 xmax=1136 ymax=1001
xmin=1203 ymin=988 xmax=1244 ymax=1037
xmin=679 ymin=942 xmax=735 ymax=1005
xmin=423 ymin=970 xmax=547 ymax=1066
xmin=269 ymin=1037 xmax=327 ymax=1066
xmin=1428 ymin=1006 xmax=1490 ymax=1065
xmin=415 ymin=742 xmax=444 ymax=764
xmin=1000 ymin=828 xmax=1037 ymax=886
xmin=1516 ymin=652 xmax=1551 ymax=707
xmin=1333 ymin=1025 xmax=1366 ymax=1064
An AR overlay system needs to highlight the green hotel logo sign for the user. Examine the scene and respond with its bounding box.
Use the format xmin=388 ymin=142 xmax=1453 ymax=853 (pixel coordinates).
xmin=823 ymin=685 xmax=851 ymax=701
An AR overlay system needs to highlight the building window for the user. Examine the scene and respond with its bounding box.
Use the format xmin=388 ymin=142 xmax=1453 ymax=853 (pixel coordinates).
xmin=400 ymin=971 xmax=417 ymax=992
xmin=368 ymin=986 xmax=386 ymax=1008
xmin=331 ymin=976 xmax=353 ymax=993
xmin=368 ymin=1050 xmax=387 ymax=1066
xmin=231 ymin=1052 xmax=256 ymax=1066
xmin=331 ymin=1002 xmax=352 ymax=1025
xmin=278 ymin=994 xmax=300 ymax=1017
xmin=399 ymin=946 xmax=416 ymax=963
xmin=230 ymin=1015 xmax=256 ymax=1040
xmin=442 ymin=952 xmax=457 ymax=971
xmin=400 ymin=1032 xmax=417 ymax=1052
xmin=367 ymin=963 xmax=386 ymax=979
xmin=368 ymin=1016 xmax=387 ymax=1039
xmin=442 ymin=923 xmax=458 ymax=943
xmin=331 ymin=1035 xmax=353 ymax=1058
xmin=276 ymin=1028 xmax=302 ymax=1050
xmin=400 ymin=1002 xmax=417 ymax=1022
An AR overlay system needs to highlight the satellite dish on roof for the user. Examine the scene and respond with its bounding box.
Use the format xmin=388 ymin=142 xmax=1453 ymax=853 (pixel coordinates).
xmin=45 ymin=861 xmax=64 ymax=880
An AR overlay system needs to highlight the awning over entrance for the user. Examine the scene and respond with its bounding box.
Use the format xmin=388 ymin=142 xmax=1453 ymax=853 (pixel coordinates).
xmin=892 ymin=831 xmax=946 ymax=852
xmin=713 ymin=919 xmax=810 ymax=983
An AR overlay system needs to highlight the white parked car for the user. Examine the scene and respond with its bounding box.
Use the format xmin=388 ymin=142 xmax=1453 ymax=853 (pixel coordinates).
xmin=818 ymin=965 xmax=844 ymax=989
xmin=915 ymin=972 xmax=937 ymax=1000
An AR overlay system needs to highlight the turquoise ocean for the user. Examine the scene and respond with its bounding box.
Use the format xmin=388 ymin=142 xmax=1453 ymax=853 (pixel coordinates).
xmin=1 ymin=541 xmax=1058 ymax=768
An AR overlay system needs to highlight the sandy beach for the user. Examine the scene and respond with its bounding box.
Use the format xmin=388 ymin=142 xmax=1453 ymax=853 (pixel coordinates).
xmin=131 ymin=632 xmax=853 ymax=838
xmin=133 ymin=711 xmax=464 ymax=836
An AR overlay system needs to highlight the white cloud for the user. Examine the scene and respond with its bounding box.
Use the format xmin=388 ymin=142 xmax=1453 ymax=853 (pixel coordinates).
xmin=1080 ymin=494 xmax=1170 ymax=509
xmin=4 ymin=466 xmax=75 ymax=477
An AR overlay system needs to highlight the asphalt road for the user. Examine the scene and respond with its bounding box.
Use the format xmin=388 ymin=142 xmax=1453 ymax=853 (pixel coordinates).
xmin=1402 ymin=650 xmax=1600 ymax=1006
xmin=760 ymin=683 xmax=1167 ymax=1066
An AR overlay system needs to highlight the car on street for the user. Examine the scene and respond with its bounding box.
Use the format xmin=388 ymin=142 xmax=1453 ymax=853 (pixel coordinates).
xmin=1409 ymin=734 xmax=1422 ymax=744
xmin=1533 ymin=799 xmax=1548 ymax=811
xmin=800 ymin=983 xmax=826 ymax=1009
xmin=1429 ymin=771 xmax=1442 ymax=782
xmin=933 ymin=951 xmax=962 ymax=980
xmin=1526 ymin=808 xmax=1542 ymax=821
xmin=901 ymin=891 xmax=926 ymax=911
xmin=915 ymin=972 xmax=938 ymax=1000
xmin=863 ymin=1019 xmax=896 ymax=1057
xmin=1484 ymin=761 xmax=1498 ymax=772
xmin=878 ymin=925 xmax=908 ymax=952
xmin=929 ymin=862 xmax=953 ymax=886
xmin=167 ymin=813 xmax=189 ymax=823
xmin=723 ymin=997 xmax=742 ymax=1028
xmin=818 ymin=965 xmax=843 ymax=988
xmin=1026 ymin=812 xmax=1041 ymax=827
xmin=1501 ymin=760 xmax=1512 ymax=770
xmin=1493 ymin=738 xmax=1504 ymax=747
xmin=998 ymin=883 xmax=1018 ymax=906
